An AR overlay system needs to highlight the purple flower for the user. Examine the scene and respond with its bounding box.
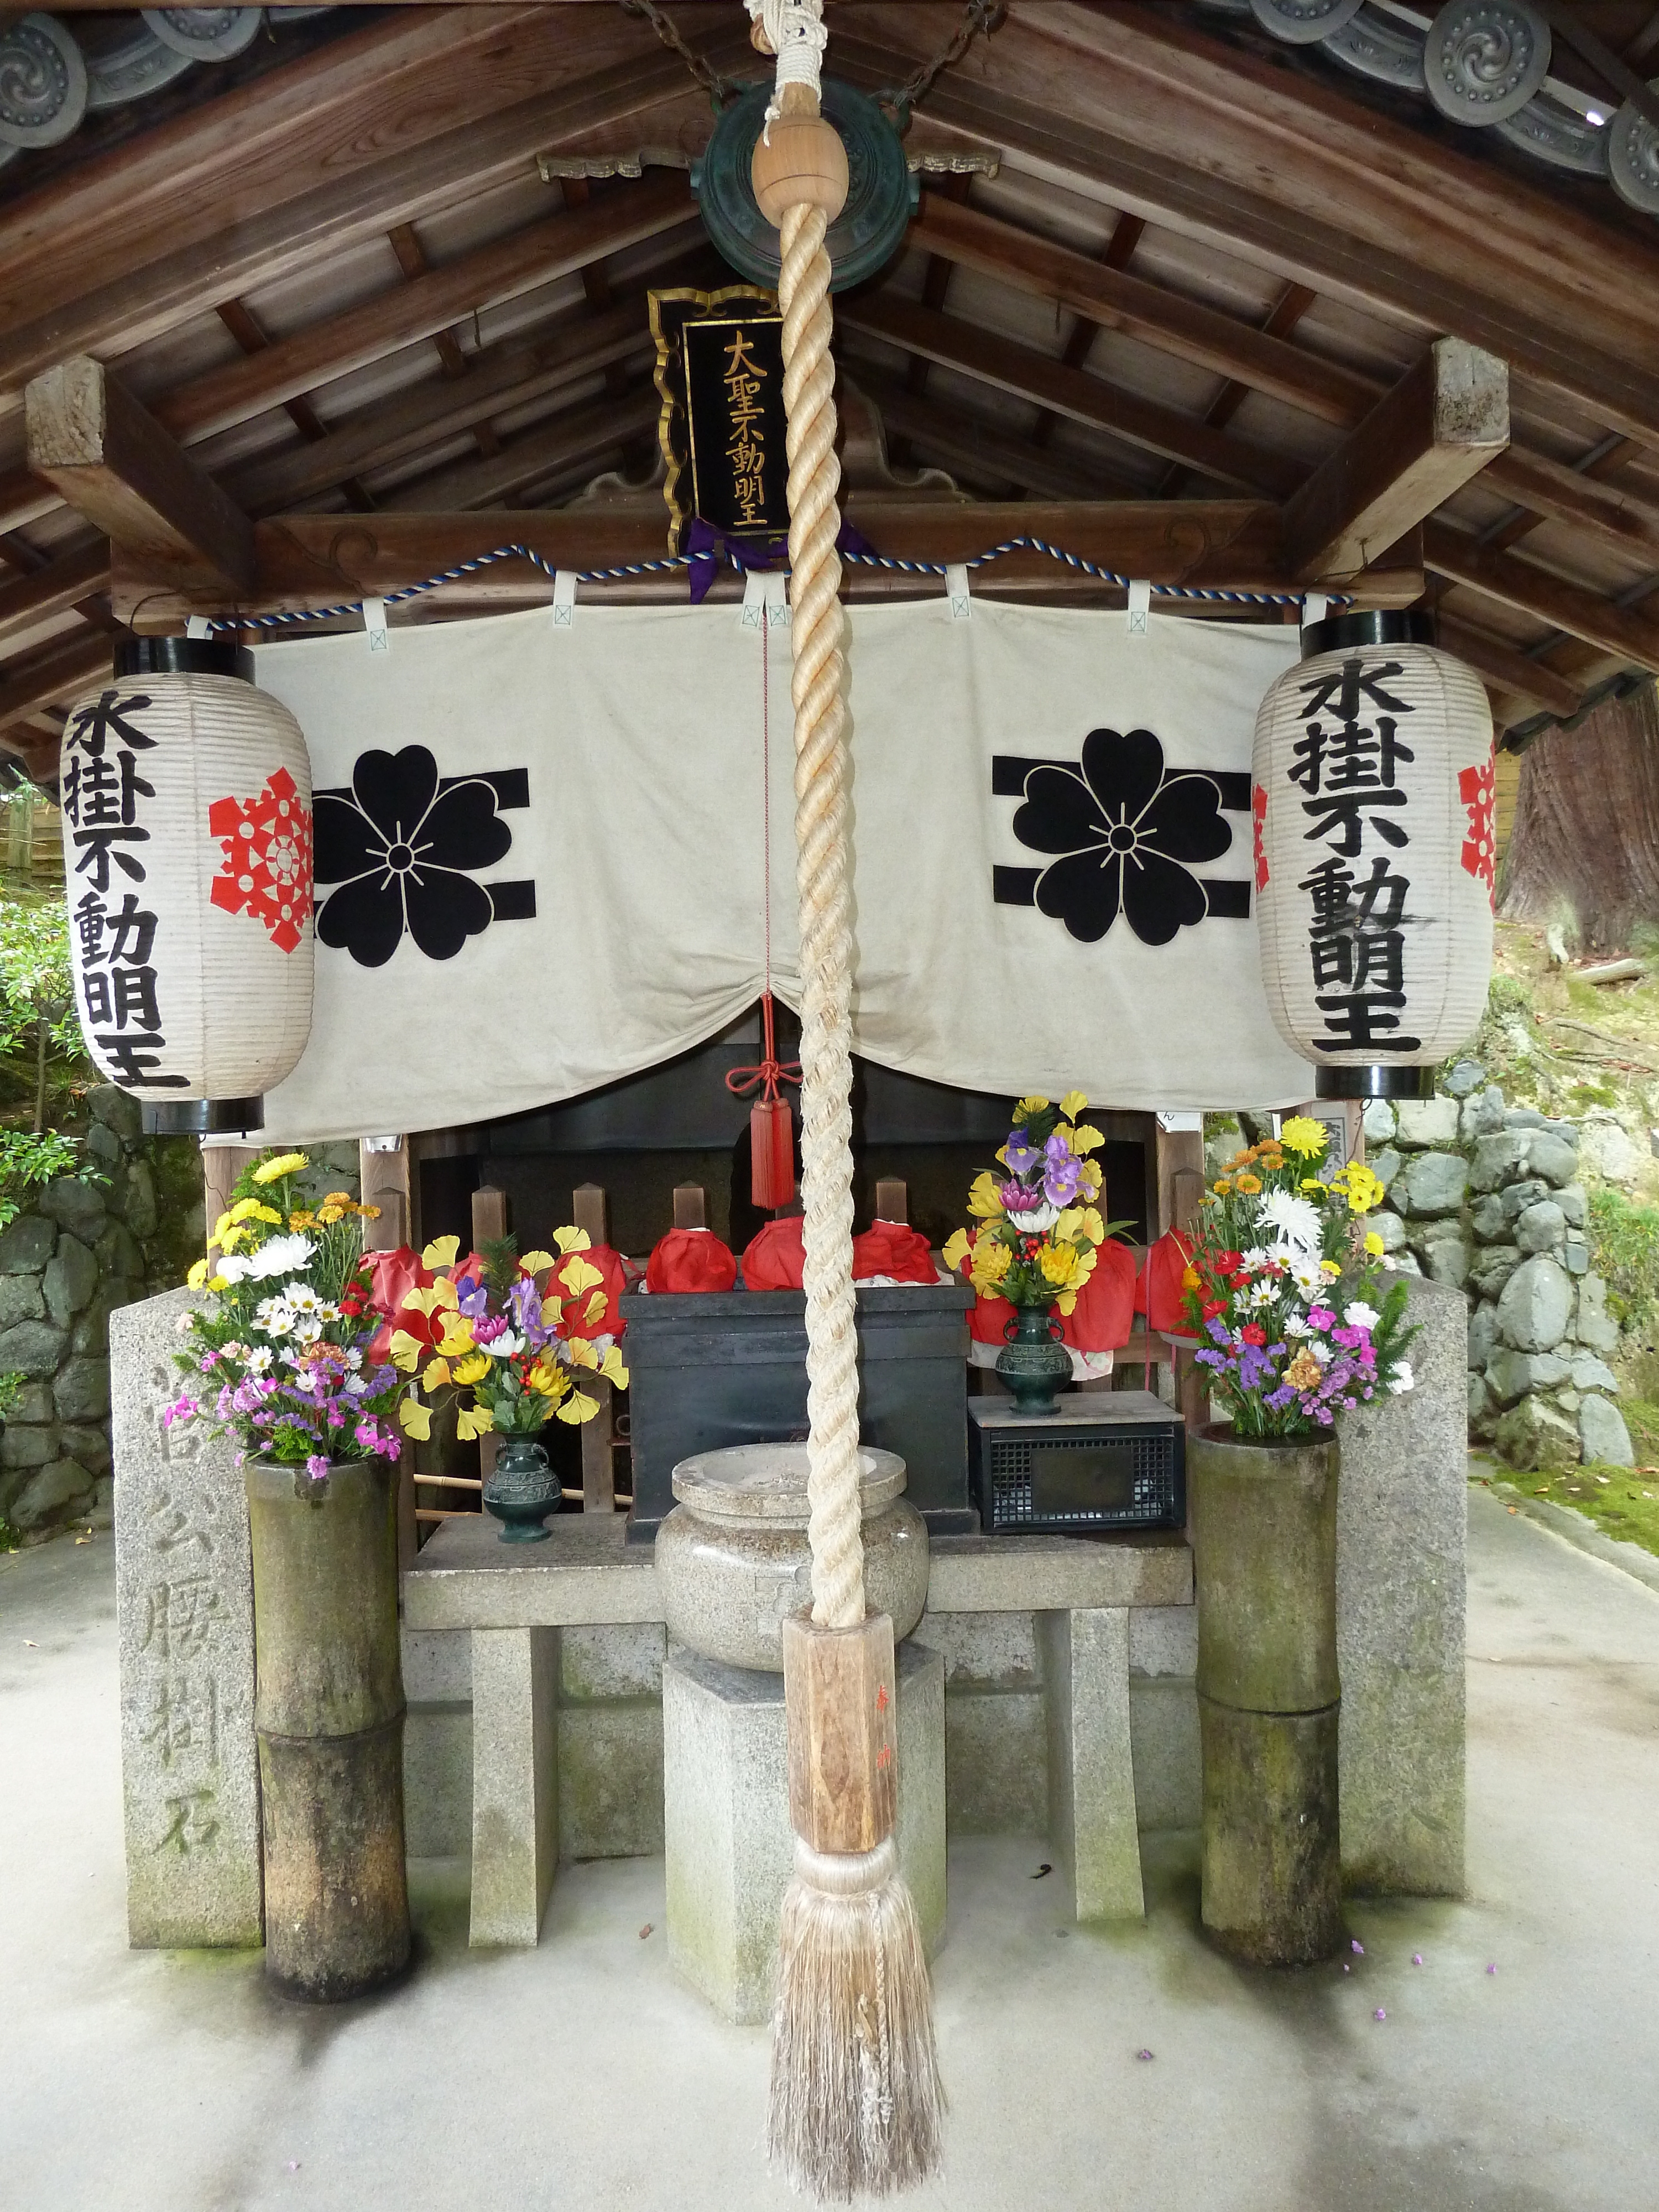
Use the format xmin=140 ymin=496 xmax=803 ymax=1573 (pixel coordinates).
xmin=1004 ymin=1134 xmax=1042 ymax=1176
xmin=473 ymin=1313 xmax=510 ymax=1345
xmin=1307 ymin=1307 xmax=1335 ymax=1331
xmin=354 ymin=1420 xmax=383 ymax=1451
xmin=199 ymin=1353 xmax=219 ymax=1372
xmin=456 ymin=1274 xmax=490 ymax=1319
xmin=161 ymin=1394 xmax=199 ymax=1428
xmin=306 ymin=1454 xmax=330 ymax=1479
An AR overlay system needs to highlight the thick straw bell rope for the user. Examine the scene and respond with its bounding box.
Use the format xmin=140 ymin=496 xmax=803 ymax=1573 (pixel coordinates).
xmin=755 ymin=57 xmax=945 ymax=2202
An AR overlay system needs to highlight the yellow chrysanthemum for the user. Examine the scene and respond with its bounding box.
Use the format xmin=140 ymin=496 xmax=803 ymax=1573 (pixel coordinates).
xmin=253 ymin=1152 xmax=309 ymax=1184
xmin=456 ymin=1406 xmax=494 ymax=1441
xmin=397 ymin=1398 xmax=432 ymax=1440
xmin=967 ymin=1171 xmax=1005 ymax=1220
xmin=1364 ymin=1231 xmax=1385 ymax=1258
xmin=451 ymin=1352 xmax=491 ymax=1386
xmin=972 ymin=1238 xmax=1012 ymax=1286
xmin=1320 ymin=1259 xmax=1342 ymax=1278
xmin=1339 ymin=1164 xmax=1385 ymax=1214
xmin=941 ymin=1228 xmax=972 ymax=1274
xmin=1181 ymin=1265 xmax=1201 ymax=1291
xmin=315 ymin=1205 xmax=344 ymax=1225
xmin=217 ymin=1224 xmax=245 ymax=1253
xmin=321 ymin=1191 xmax=353 ymax=1208
xmin=437 ymin=1320 xmax=479 ymax=1361
xmin=1235 ymin=1173 xmax=1262 ymax=1194
xmin=1040 ymin=1244 xmax=1080 ymax=1288
xmin=526 ymin=1361 xmax=568 ymax=1400
xmin=1279 ymin=1115 xmax=1329 ymax=1160
xmin=1213 ymin=1178 xmax=1234 ymax=1197
xmin=1300 ymin=1179 xmax=1329 ymax=1196
xmin=205 ymin=1276 xmax=229 ymax=1293
xmin=186 ymin=1258 xmax=209 ymax=1290
xmin=288 ymin=1210 xmax=316 ymax=1231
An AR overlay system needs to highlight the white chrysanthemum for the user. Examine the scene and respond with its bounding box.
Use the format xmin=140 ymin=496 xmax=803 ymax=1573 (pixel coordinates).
xmin=487 ymin=1329 xmax=525 ymax=1359
xmin=1240 ymin=1246 xmax=1275 ymax=1271
xmin=244 ymin=1347 xmax=274 ymax=1375
xmin=1308 ymin=1338 xmax=1332 ymax=1366
xmin=214 ymin=1251 xmax=255 ymax=1284
xmin=1386 ymin=1360 xmax=1414 ymax=1395
xmin=1004 ymin=1196 xmax=1059 ymax=1232
xmin=243 ymin=1233 xmax=316 ymax=1280
xmin=285 ymin=1284 xmax=322 ymax=1314
xmin=1248 ymin=1278 xmax=1278 ymax=1308
xmin=1290 ymin=1258 xmax=1325 ymax=1296
xmin=290 ymin=1314 xmax=323 ymax=1345
xmin=254 ymin=1296 xmax=296 ymax=1336
xmin=1282 ymin=1312 xmax=1312 ymax=1338
xmin=1343 ymin=1301 xmax=1380 ymax=1331
xmin=1256 ymin=1190 xmax=1323 ymax=1255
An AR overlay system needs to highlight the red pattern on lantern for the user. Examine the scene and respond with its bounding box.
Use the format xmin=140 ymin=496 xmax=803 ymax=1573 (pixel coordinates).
xmin=1458 ymin=759 xmax=1496 ymax=903
xmin=209 ymin=767 xmax=314 ymax=953
xmin=1251 ymin=781 xmax=1269 ymax=891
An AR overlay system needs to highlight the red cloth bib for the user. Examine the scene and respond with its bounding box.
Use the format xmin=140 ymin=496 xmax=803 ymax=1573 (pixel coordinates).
xmin=742 ymin=1216 xmax=805 ymax=1290
xmin=1056 ymin=1240 xmax=1137 ymax=1353
xmin=645 ymin=1226 xmax=738 ymax=1295
xmin=1135 ymin=1229 xmax=1196 ymax=1337
xmin=551 ymin=1243 xmax=628 ymax=1339
xmin=851 ymin=1220 xmax=937 ymax=1285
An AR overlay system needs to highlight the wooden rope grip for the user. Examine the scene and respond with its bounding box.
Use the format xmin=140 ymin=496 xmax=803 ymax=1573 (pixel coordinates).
xmin=782 ymin=1611 xmax=899 ymax=1854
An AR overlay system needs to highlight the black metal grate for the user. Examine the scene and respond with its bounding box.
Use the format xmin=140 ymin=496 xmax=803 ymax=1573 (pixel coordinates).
xmin=980 ymin=1423 xmax=1182 ymax=1533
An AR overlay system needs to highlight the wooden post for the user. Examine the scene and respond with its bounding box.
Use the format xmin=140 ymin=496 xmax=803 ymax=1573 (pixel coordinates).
xmin=201 ymin=1141 xmax=258 ymax=1233
xmin=359 ymin=1138 xmax=416 ymax=1564
xmin=874 ymin=1176 xmax=908 ymax=1223
xmin=672 ymin=1183 xmax=707 ymax=1229
xmin=469 ymin=1185 xmax=507 ymax=1484
xmin=572 ymin=1181 xmax=614 ymax=1514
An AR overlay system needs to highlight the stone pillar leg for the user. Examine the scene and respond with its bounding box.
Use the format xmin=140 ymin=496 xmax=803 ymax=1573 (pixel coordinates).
xmin=1040 ymin=1606 xmax=1144 ymax=1923
xmin=663 ymin=1639 xmax=945 ymax=2024
xmin=468 ymin=1626 xmax=559 ymax=1948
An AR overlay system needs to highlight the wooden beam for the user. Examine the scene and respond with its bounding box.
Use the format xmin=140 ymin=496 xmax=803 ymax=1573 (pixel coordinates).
xmin=25 ymin=358 xmax=255 ymax=594
xmin=1481 ymin=445 xmax=1659 ymax=567
xmin=0 ymin=632 xmax=109 ymax=735
xmin=1424 ymin=520 xmax=1659 ymax=680
xmin=0 ymin=540 xmax=111 ymax=651
xmin=0 ymin=15 xmax=752 ymax=404
xmin=1434 ymin=615 xmax=1585 ymax=723
xmin=851 ymin=370 xmax=1142 ymax=502
xmin=829 ymin=13 xmax=1659 ymax=447
xmin=153 ymin=175 xmax=696 ymax=446
xmin=839 ymin=293 xmax=1302 ymax=496
xmin=1283 ymin=338 xmax=1509 ymax=586
xmin=908 ymin=189 xmax=1371 ymax=427
xmin=108 ymin=496 xmax=1426 ymax=625
xmin=380 ymin=385 xmax=660 ymax=510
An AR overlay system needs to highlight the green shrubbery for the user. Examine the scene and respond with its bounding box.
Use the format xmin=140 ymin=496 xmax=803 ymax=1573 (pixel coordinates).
xmin=1588 ymin=1187 xmax=1659 ymax=1333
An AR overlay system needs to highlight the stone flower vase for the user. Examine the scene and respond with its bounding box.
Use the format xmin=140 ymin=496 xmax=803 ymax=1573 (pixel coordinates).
xmin=1190 ymin=1424 xmax=1342 ymax=1968
xmin=995 ymin=1302 xmax=1071 ymax=1416
xmin=246 ymin=1456 xmax=411 ymax=2002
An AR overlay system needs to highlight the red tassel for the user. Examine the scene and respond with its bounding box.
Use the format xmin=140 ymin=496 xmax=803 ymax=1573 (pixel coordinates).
xmin=751 ymin=1094 xmax=796 ymax=1211
xmin=728 ymin=990 xmax=800 ymax=1212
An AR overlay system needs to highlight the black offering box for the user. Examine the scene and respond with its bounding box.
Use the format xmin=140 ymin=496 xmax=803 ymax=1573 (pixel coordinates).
xmin=969 ymin=1392 xmax=1186 ymax=1535
xmin=620 ymin=1275 xmax=977 ymax=1542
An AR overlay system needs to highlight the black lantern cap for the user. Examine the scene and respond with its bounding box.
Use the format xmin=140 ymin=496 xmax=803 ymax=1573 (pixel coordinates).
xmin=1301 ymin=609 xmax=1434 ymax=661
xmin=114 ymin=636 xmax=255 ymax=684
xmin=141 ymin=1097 xmax=265 ymax=1137
xmin=1315 ymin=1066 xmax=1436 ymax=1102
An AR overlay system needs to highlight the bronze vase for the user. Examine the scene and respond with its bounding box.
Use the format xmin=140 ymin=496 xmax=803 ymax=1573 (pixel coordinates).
xmin=994 ymin=1303 xmax=1072 ymax=1416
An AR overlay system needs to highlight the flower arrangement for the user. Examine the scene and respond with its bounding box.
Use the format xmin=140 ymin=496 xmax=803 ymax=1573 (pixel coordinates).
xmin=942 ymin=1090 xmax=1129 ymax=1313
xmin=384 ymin=1232 xmax=628 ymax=1445
xmin=1184 ymin=1117 xmax=1414 ymax=1436
xmin=166 ymin=1150 xmax=403 ymax=1476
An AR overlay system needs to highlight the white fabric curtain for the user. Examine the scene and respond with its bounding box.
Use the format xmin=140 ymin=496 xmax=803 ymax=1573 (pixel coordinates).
xmin=252 ymin=596 xmax=1311 ymax=1140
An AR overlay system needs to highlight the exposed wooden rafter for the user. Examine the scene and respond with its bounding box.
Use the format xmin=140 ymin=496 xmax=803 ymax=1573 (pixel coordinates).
xmin=1425 ymin=522 xmax=1659 ymax=681
xmin=25 ymin=358 xmax=255 ymax=595
xmin=1281 ymin=340 xmax=1509 ymax=586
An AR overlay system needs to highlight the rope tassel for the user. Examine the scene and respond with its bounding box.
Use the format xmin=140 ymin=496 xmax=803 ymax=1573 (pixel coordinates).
xmin=752 ymin=45 xmax=945 ymax=2199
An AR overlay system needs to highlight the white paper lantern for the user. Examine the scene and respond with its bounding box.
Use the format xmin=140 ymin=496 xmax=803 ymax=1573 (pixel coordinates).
xmin=59 ymin=639 xmax=313 ymax=1133
xmin=1252 ymin=612 xmax=1495 ymax=1099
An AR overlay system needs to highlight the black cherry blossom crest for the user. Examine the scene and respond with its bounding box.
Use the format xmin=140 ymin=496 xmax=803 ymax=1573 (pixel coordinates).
xmin=1011 ymin=727 xmax=1234 ymax=946
xmin=313 ymin=746 xmax=532 ymax=967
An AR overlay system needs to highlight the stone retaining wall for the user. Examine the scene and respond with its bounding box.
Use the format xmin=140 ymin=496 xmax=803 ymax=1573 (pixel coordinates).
xmin=0 ymin=1086 xmax=204 ymax=1538
xmin=1364 ymin=1067 xmax=1631 ymax=1472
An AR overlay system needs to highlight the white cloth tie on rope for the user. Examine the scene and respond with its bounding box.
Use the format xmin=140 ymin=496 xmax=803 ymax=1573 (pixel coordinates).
xmin=747 ymin=0 xmax=828 ymax=131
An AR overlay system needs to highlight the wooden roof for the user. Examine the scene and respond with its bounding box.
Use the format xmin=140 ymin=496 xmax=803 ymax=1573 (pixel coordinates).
xmin=5 ymin=0 xmax=1659 ymax=783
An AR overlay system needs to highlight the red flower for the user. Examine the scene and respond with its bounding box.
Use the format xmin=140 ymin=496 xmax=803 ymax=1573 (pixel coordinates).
xmin=1201 ymin=1297 xmax=1225 ymax=1320
xmin=1226 ymin=1271 xmax=1249 ymax=1290
xmin=1215 ymin=1250 xmax=1244 ymax=1271
xmin=1240 ymin=1323 xmax=1267 ymax=1346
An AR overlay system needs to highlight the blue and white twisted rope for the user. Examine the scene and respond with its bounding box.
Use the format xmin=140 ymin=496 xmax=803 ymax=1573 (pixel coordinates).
xmin=196 ymin=533 xmax=1349 ymax=633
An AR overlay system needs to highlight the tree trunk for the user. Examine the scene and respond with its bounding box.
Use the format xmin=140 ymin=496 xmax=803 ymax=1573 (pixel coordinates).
xmin=33 ymin=1014 xmax=46 ymax=1134
xmin=1499 ymin=682 xmax=1659 ymax=957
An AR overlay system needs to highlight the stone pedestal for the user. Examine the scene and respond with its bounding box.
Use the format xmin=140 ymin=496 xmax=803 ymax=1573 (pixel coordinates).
xmin=468 ymin=1626 xmax=559 ymax=1947
xmin=1039 ymin=1606 xmax=1142 ymax=1922
xmin=663 ymin=1637 xmax=946 ymax=2023
xmin=1334 ymin=1275 xmax=1467 ymax=1895
xmin=112 ymin=1288 xmax=263 ymax=1948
